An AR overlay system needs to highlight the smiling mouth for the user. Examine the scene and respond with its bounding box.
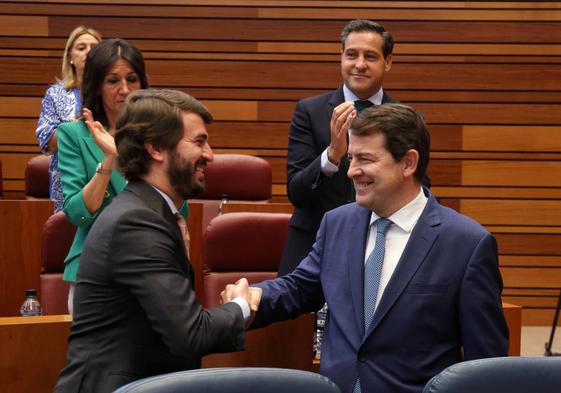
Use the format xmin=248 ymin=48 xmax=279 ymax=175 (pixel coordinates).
xmin=354 ymin=181 xmax=373 ymax=190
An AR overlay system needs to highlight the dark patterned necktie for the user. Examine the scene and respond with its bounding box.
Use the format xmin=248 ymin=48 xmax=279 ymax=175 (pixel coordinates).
xmin=354 ymin=100 xmax=374 ymax=112
xmin=353 ymin=217 xmax=392 ymax=393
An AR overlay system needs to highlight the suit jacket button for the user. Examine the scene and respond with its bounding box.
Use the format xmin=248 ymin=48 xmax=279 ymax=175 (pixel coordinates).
xmin=358 ymin=350 xmax=367 ymax=362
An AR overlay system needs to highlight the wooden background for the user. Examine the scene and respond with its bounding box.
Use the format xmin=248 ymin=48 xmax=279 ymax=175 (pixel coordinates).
xmin=1 ymin=0 xmax=560 ymax=325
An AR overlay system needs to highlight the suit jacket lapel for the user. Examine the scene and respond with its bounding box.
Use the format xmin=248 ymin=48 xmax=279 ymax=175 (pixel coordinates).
xmin=348 ymin=207 xmax=372 ymax=337
xmin=364 ymin=194 xmax=441 ymax=338
xmin=126 ymin=181 xmax=191 ymax=277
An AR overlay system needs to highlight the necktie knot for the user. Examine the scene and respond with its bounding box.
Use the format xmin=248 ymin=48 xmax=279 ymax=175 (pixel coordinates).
xmin=354 ymin=99 xmax=374 ymax=112
xmin=375 ymin=218 xmax=392 ymax=235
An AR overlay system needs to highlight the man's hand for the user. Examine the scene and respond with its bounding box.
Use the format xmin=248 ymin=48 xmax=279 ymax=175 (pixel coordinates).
xmin=328 ymin=102 xmax=356 ymax=165
xmin=220 ymin=278 xmax=250 ymax=304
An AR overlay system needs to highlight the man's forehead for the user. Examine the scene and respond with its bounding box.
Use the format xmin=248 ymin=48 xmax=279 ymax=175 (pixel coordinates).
xmin=181 ymin=112 xmax=207 ymax=136
xmin=343 ymin=31 xmax=383 ymax=50
xmin=349 ymin=132 xmax=384 ymax=150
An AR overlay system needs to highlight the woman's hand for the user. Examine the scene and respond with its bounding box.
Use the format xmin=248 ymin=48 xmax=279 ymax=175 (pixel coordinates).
xmin=83 ymin=108 xmax=117 ymax=157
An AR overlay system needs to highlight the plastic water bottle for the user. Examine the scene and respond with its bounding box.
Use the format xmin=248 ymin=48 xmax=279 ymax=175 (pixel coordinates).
xmin=314 ymin=303 xmax=328 ymax=360
xmin=20 ymin=289 xmax=43 ymax=316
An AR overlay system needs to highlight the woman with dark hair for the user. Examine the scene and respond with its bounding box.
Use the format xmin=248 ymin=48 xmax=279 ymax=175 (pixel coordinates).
xmin=57 ymin=38 xmax=150 ymax=314
xmin=36 ymin=26 xmax=101 ymax=212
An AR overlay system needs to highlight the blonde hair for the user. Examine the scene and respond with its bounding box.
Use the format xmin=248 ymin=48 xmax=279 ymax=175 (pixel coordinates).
xmin=61 ymin=26 xmax=102 ymax=89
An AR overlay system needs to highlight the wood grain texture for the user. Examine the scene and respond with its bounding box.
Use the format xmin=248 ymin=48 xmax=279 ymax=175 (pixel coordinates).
xmin=0 ymin=315 xmax=71 ymax=393
xmin=0 ymin=200 xmax=54 ymax=317
xmin=1 ymin=0 xmax=560 ymax=327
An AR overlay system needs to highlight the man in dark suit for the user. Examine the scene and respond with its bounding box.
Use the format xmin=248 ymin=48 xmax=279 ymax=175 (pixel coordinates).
xmin=279 ymin=19 xmax=398 ymax=275
xmin=54 ymin=89 xmax=256 ymax=393
xmin=248 ymin=104 xmax=508 ymax=393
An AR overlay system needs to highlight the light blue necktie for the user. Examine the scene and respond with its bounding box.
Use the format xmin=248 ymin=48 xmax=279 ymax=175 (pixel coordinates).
xmin=354 ymin=217 xmax=392 ymax=393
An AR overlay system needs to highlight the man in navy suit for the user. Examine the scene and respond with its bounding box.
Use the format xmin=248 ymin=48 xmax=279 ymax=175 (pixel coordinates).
xmin=279 ymin=19 xmax=398 ymax=275
xmin=248 ymin=104 xmax=508 ymax=393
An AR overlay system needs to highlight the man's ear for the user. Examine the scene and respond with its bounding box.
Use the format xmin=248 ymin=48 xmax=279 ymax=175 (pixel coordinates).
xmin=145 ymin=143 xmax=166 ymax=163
xmin=402 ymin=149 xmax=419 ymax=178
xmin=384 ymin=54 xmax=393 ymax=72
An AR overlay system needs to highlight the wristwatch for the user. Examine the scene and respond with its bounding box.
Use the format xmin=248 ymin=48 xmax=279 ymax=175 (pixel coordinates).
xmin=96 ymin=162 xmax=112 ymax=175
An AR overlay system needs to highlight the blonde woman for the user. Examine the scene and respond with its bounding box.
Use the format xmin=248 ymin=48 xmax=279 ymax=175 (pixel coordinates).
xmin=36 ymin=26 xmax=101 ymax=212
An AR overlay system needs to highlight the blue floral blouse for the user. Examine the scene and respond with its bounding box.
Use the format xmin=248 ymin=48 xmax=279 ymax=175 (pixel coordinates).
xmin=36 ymin=81 xmax=81 ymax=212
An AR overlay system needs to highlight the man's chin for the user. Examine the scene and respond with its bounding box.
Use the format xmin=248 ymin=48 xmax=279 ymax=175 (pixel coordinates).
xmin=183 ymin=183 xmax=205 ymax=199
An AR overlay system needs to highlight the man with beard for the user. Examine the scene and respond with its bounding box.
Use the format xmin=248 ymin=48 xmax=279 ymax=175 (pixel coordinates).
xmin=54 ymin=89 xmax=258 ymax=393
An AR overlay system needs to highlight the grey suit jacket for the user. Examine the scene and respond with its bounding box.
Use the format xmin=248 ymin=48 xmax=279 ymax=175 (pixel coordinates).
xmin=54 ymin=180 xmax=245 ymax=393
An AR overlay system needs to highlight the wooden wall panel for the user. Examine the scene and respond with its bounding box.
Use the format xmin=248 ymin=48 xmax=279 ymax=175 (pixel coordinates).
xmin=1 ymin=1 xmax=561 ymax=325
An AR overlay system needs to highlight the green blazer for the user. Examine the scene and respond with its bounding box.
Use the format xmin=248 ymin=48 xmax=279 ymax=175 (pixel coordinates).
xmin=58 ymin=121 xmax=127 ymax=282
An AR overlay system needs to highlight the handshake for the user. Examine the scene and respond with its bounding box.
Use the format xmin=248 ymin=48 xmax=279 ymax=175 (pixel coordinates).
xmin=220 ymin=278 xmax=262 ymax=328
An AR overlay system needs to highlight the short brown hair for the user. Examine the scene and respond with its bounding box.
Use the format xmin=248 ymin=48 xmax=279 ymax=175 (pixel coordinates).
xmin=340 ymin=19 xmax=393 ymax=58
xmin=350 ymin=104 xmax=430 ymax=182
xmin=115 ymin=89 xmax=213 ymax=181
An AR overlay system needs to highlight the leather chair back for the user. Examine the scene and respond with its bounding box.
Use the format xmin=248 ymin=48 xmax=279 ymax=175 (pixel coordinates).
xmin=113 ymin=367 xmax=342 ymax=393
xmin=25 ymin=154 xmax=50 ymax=199
xmin=198 ymin=154 xmax=271 ymax=200
xmin=40 ymin=211 xmax=76 ymax=314
xmin=200 ymin=212 xmax=314 ymax=371
xmin=190 ymin=154 xmax=272 ymax=232
xmin=422 ymin=356 xmax=561 ymax=393
xmin=203 ymin=212 xmax=290 ymax=307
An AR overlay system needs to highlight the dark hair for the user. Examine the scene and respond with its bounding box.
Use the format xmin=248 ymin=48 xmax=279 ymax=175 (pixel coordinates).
xmin=81 ymin=38 xmax=149 ymax=125
xmin=340 ymin=19 xmax=394 ymax=58
xmin=350 ymin=104 xmax=430 ymax=182
xmin=115 ymin=89 xmax=213 ymax=181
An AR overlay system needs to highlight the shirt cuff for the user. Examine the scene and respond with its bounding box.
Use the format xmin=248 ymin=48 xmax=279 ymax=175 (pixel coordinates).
xmin=321 ymin=148 xmax=339 ymax=177
xmin=231 ymin=297 xmax=251 ymax=322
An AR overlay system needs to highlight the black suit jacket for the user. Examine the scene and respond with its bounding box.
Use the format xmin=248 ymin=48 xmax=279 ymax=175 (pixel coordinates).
xmin=278 ymin=86 xmax=397 ymax=275
xmin=54 ymin=180 xmax=245 ymax=393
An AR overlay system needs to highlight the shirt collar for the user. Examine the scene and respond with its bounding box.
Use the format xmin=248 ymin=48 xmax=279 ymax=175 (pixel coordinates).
xmin=343 ymin=84 xmax=384 ymax=106
xmin=151 ymin=185 xmax=179 ymax=215
xmin=369 ymin=187 xmax=428 ymax=233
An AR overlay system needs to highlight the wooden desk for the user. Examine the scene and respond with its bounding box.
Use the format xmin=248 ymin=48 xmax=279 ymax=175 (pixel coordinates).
xmin=0 ymin=315 xmax=71 ymax=393
xmin=0 ymin=200 xmax=53 ymax=316
xmin=0 ymin=305 xmax=521 ymax=393
xmin=503 ymin=302 xmax=522 ymax=356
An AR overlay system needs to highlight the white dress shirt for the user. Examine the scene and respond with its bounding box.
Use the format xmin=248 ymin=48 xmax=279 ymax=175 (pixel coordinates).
xmin=366 ymin=188 xmax=428 ymax=311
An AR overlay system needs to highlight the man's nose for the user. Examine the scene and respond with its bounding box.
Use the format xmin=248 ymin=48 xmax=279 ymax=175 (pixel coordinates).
xmin=202 ymin=142 xmax=214 ymax=162
xmin=355 ymin=55 xmax=367 ymax=69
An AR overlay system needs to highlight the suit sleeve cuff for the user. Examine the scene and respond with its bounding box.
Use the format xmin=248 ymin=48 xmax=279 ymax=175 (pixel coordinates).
xmin=230 ymin=297 xmax=250 ymax=322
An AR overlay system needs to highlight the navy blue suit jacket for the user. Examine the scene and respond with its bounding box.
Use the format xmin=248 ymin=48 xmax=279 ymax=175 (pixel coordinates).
xmin=278 ymin=86 xmax=397 ymax=274
xmin=253 ymin=189 xmax=508 ymax=393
